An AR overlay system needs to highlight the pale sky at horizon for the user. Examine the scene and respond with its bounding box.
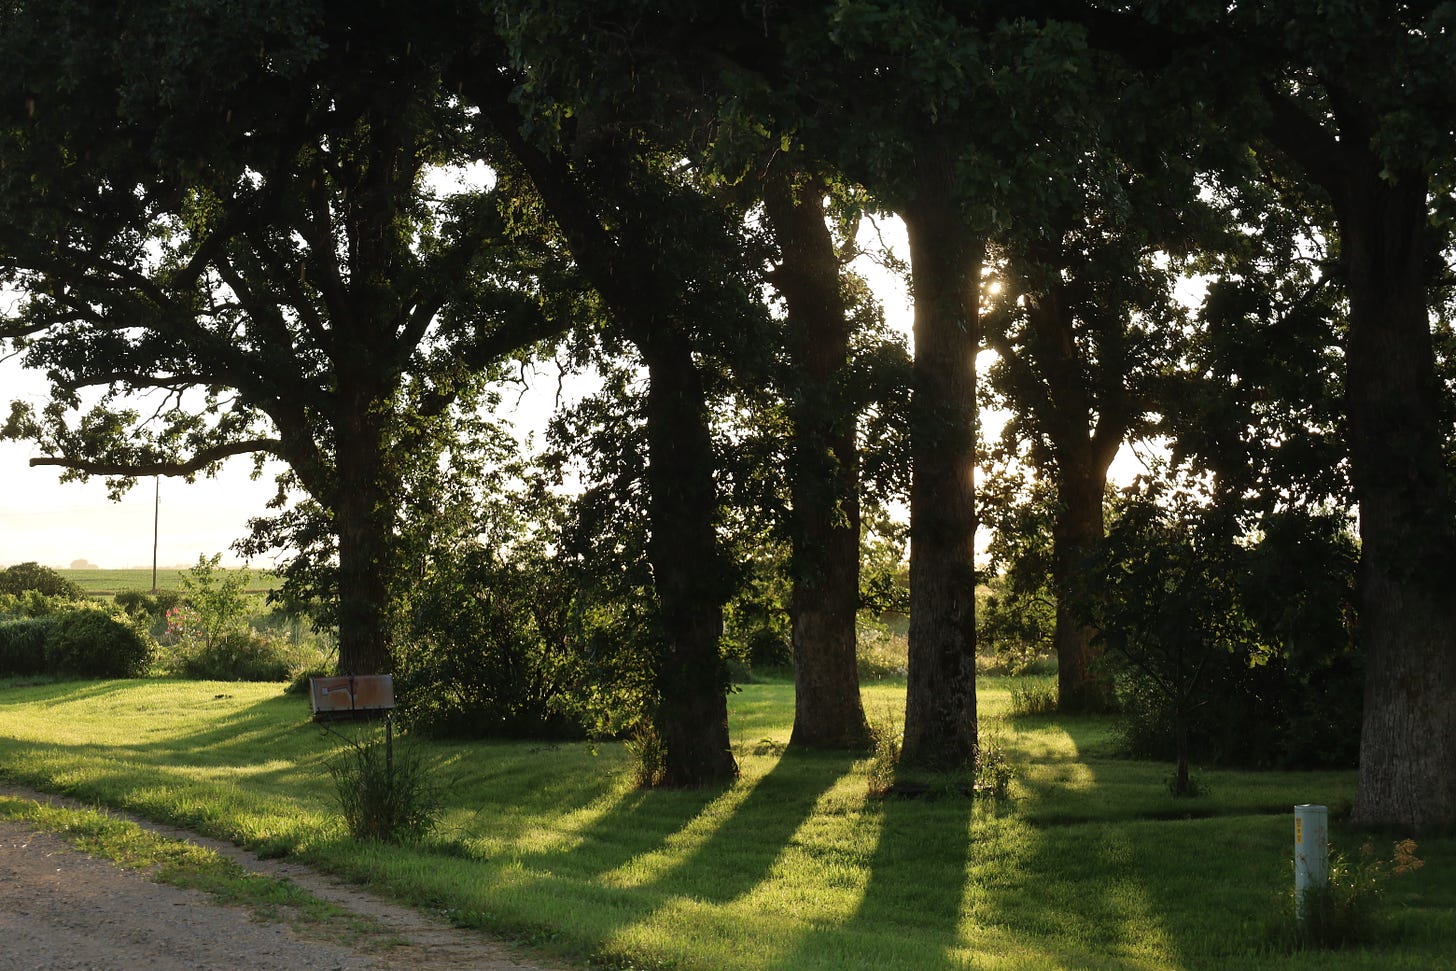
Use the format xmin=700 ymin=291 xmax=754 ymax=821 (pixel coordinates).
xmin=0 ymin=217 xmax=919 ymax=571
xmin=1 ymin=213 xmax=1152 ymax=572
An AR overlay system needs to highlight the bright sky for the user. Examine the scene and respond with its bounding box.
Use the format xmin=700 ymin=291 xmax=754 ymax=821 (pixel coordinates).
xmin=1 ymin=358 xmax=288 ymax=570
xmin=0 ymin=354 xmax=569 ymax=570
xmin=0 ymin=213 xmax=1148 ymax=571
xmin=0 ymin=215 xmax=903 ymax=570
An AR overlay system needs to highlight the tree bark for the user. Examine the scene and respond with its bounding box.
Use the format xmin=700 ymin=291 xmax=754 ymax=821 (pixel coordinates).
xmin=639 ymin=329 xmax=739 ymax=787
xmin=332 ymin=380 xmax=395 ymax=675
xmin=761 ymin=169 xmax=870 ymax=750
xmin=466 ymin=87 xmax=741 ymax=786
xmin=1257 ymin=76 xmax=1456 ymax=832
xmin=1337 ymin=170 xmax=1456 ymax=833
xmin=1019 ymin=289 xmax=1122 ymax=714
xmin=1052 ymin=453 xmax=1117 ymax=713
xmin=900 ymin=147 xmax=982 ymax=769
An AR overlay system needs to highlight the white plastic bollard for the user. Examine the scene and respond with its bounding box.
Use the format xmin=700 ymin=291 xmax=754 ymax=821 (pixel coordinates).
xmin=1294 ymin=803 xmax=1329 ymax=924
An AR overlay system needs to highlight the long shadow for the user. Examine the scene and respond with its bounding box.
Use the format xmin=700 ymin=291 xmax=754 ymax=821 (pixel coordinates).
xmin=515 ymin=744 xmax=863 ymax=969
xmin=0 ymin=678 xmax=145 ymax=709
xmin=650 ymin=747 xmax=860 ymax=905
xmin=512 ymin=746 xmax=857 ymax=902
xmin=511 ymin=779 xmax=721 ymax=881
xmin=767 ymin=786 xmax=976 ymax=970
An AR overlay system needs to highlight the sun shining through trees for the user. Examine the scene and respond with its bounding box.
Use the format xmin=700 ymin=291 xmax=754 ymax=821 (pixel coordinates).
xmin=1 ymin=1 xmax=1454 ymax=968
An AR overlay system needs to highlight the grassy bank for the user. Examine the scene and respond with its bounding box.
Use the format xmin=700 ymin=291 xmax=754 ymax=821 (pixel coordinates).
xmin=0 ymin=676 xmax=1448 ymax=970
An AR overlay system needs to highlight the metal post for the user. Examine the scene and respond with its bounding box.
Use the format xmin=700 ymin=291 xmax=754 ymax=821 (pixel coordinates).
xmin=151 ymin=476 xmax=160 ymax=593
xmin=386 ymin=712 xmax=394 ymax=776
xmin=1294 ymin=804 xmax=1329 ymax=925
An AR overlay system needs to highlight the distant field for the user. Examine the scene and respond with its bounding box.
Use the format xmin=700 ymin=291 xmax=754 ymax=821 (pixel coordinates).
xmin=58 ymin=568 xmax=282 ymax=596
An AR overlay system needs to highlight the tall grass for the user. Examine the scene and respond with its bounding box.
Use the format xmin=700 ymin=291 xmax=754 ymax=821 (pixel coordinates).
xmin=0 ymin=675 xmax=1449 ymax=970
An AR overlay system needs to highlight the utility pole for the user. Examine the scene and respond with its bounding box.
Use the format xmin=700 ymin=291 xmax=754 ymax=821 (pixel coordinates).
xmin=151 ymin=475 xmax=160 ymax=593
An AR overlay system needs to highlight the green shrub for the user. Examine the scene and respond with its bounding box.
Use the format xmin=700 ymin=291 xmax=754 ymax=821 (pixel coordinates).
xmin=625 ymin=720 xmax=667 ymax=788
xmin=152 ymin=589 xmax=185 ymax=615
xmin=154 ymin=565 xmax=321 ymax=681
xmin=865 ymin=715 xmax=902 ymax=798
xmin=326 ymin=727 xmax=440 ymax=843
xmin=1008 ymin=678 xmax=1059 ymax=717
xmin=179 ymin=555 xmax=255 ymax=647
xmin=0 ymin=562 xmax=84 ymax=599
xmin=113 ymin=590 xmax=187 ymax=640
xmin=857 ymin=614 xmax=909 ymax=680
xmin=721 ymin=553 xmax=792 ymax=670
xmin=286 ymin=661 xmax=335 ymax=695
xmin=1114 ymin=649 xmax=1362 ymax=770
xmin=974 ymin=725 xmax=1016 ymax=799
xmin=167 ymin=628 xmax=296 ymax=682
xmin=45 ymin=605 xmax=154 ymax=677
xmin=0 ymin=617 xmax=54 ymax=675
xmin=113 ymin=590 xmax=157 ymax=617
xmin=976 ymin=584 xmax=1054 ymax=675
xmin=0 ymin=590 xmax=70 ymax=619
xmin=1292 ymin=839 xmax=1424 ymax=949
xmin=397 ymin=549 xmax=623 ymax=740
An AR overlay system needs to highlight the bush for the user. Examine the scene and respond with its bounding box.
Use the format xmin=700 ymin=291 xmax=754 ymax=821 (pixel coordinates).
xmin=721 ymin=554 xmax=792 ymax=670
xmin=45 ymin=605 xmax=155 ymax=677
xmin=326 ymin=726 xmax=440 ymax=843
xmin=179 ymin=555 xmax=254 ymax=647
xmin=112 ymin=590 xmax=155 ymax=616
xmin=857 ymin=614 xmax=908 ymax=680
xmin=0 ymin=590 xmax=70 ymax=619
xmin=865 ymin=715 xmax=902 ymax=798
xmin=625 ymin=720 xmax=667 ymax=788
xmin=167 ymin=627 xmax=297 ymax=682
xmin=1008 ymin=678 xmax=1059 ymax=717
xmin=286 ymin=661 xmax=335 ymax=695
xmin=153 ymin=562 xmax=321 ymax=681
xmin=0 ymin=617 xmax=54 ymax=675
xmin=1114 ymin=648 xmax=1362 ymax=770
xmin=397 ymin=548 xmax=633 ymax=740
xmin=0 ymin=562 xmax=84 ymax=599
xmin=973 ymin=725 xmax=1016 ymax=799
xmin=1292 ymin=839 xmax=1424 ymax=950
xmin=977 ymin=581 xmax=1054 ymax=675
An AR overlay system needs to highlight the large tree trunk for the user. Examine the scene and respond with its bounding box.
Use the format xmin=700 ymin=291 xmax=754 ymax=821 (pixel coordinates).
xmin=1258 ymin=76 xmax=1456 ymax=832
xmin=900 ymin=148 xmax=982 ymax=770
xmin=1021 ymin=290 xmax=1121 ymax=714
xmin=1338 ymin=171 xmax=1456 ymax=833
xmin=639 ymin=329 xmax=739 ymax=787
xmin=762 ymin=169 xmax=870 ymax=750
xmin=332 ymin=383 xmax=395 ymax=675
xmin=1052 ymin=455 xmax=1117 ymax=713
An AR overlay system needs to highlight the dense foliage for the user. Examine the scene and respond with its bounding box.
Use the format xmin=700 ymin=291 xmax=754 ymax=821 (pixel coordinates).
xmin=0 ymin=563 xmax=84 ymax=600
xmin=1 ymin=0 xmax=1452 ymax=826
xmin=43 ymin=605 xmax=155 ymax=678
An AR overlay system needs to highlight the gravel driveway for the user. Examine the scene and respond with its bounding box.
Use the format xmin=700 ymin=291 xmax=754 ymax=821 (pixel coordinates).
xmin=0 ymin=789 xmax=569 ymax=971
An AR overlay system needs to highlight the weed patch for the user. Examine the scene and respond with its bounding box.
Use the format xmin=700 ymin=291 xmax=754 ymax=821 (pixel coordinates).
xmin=325 ymin=723 xmax=441 ymax=844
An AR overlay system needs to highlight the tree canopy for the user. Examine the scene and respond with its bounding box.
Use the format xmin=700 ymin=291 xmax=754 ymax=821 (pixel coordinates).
xmin=1 ymin=0 xmax=1452 ymax=828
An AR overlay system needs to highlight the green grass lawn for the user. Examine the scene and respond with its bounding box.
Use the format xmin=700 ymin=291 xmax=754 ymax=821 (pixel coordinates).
xmin=57 ymin=567 xmax=282 ymax=596
xmin=0 ymin=675 xmax=1449 ymax=970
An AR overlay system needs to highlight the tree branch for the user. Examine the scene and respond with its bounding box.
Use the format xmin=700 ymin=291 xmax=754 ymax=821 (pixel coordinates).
xmin=1259 ymin=82 xmax=1349 ymax=198
xmin=29 ymin=438 xmax=284 ymax=477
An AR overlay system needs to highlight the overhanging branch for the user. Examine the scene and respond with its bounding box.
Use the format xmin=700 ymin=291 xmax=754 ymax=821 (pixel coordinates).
xmin=28 ymin=438 xmax=283 ymax=477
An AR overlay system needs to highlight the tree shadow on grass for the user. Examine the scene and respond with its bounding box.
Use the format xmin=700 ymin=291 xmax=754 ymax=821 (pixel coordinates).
xmin=766 ymin=786 xmax=977 ymax=970
xmin=649 ymin=747 xmax=860 ymax=905
xmin=497 ymin=745 xmax=861 ymax=965
xmin=0 ymin=678 xmax=147 ymax=708
xmin=511 ymin=746 xmax=859 ymax=901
